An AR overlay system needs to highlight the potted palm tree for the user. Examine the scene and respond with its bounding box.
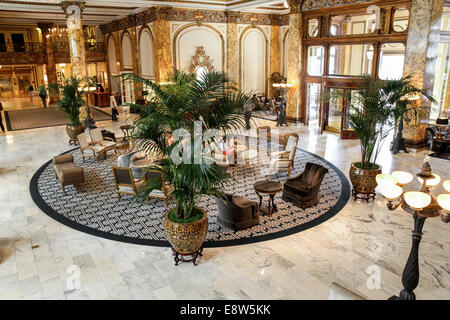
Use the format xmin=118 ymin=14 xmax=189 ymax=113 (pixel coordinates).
xmin=324 ymin=75 xmax=435 ymax=201
xmin=121 ymin=69 xmax=249 ymax=261
xmin=48 ymin=76 xmax=85 ymax=141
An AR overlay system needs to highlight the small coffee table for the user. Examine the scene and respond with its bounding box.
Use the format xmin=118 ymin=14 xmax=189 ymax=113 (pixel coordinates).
xmin=254 ymin=180 xmax=282 ymax=216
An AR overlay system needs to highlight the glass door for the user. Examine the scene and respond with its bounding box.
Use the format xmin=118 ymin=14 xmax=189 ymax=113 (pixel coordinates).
xmin=120 ymin=71 xmax=135 ymax=105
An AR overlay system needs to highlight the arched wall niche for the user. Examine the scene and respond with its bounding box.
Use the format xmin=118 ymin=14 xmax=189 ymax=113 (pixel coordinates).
xmin=121 ymin=30 xmax=133 ymax=70
xmin=139 ymin=25 xmax=155 ymax=79
xmin=107 ymin=34 xmax=117 ymax=75
xmin=172 ymin=23 xmax=224 ymax=73
xmin=240 ymin=26 xmax=268 ymax=95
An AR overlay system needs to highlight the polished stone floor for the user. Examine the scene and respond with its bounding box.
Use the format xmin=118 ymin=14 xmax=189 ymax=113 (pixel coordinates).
xmin=0 ymin=109 xmax=449 ymax=300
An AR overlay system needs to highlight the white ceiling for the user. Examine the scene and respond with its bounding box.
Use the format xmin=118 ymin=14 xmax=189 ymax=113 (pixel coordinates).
xmin=0 ymin=0 xmax=290 ymax=26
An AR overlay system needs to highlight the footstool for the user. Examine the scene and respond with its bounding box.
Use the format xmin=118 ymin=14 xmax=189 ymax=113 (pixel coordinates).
xmin=53 ymin=154 xmax=85 ymax=194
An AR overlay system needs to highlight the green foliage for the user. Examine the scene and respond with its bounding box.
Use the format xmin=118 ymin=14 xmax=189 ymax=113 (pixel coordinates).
xmin=120 ymin=69 xmax=251 ymax=222
xmin=322 ymin=75 xmax=435 ymax=170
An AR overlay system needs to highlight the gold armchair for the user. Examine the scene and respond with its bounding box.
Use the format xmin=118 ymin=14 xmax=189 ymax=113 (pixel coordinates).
xmin=144 ymin=170 xmax=173 ymax=207
xmin=77 ymin=132 xmax=107 ymax=163
xmin=269 ymin=134 xmax=298 ymax=178
xmin=112 ymin=166 xmax=145 ymax=201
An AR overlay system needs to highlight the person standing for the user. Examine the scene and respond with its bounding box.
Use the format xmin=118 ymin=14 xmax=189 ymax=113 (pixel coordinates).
xmin=244 ymin=101 xmax=253 ymax=130
xmin=0 ymin=102 xmax=5 ymax=132
xmin=110 ymin=93 xmax=119 ymax=121
xmin=28 ymin=84 xmax=34 ymax=101
xmin=38 ymin=86 xmax=47 ymax=108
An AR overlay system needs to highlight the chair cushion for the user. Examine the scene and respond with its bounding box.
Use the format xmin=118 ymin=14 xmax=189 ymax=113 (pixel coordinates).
xmin=118 ymin=179 xmax=145 ymax=193
xmin=270 ymin=158 xmax=291 ymax=168
xmin=90 ymin=144 xmax=106 ymax=153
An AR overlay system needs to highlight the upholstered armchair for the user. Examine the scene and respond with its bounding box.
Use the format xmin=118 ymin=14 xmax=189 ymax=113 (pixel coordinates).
xmin=77 ymin=132 xmax=106 ymax=163
xmin=144 ymin=170 xmax=173 ymax=207
xmin=53 ymin=154 xmax=85 ymax=194
xmin=282 ymin=162 xmax=329 ymax=208
xmin=279 ymin=132 xmax=299 ymax=149
xmin=269 ymin=134 xmax=298 ymax=178
xmin=112 ymin=166 xmax=145 ymax=201
xmin=89 ymin=128 xmax=117 ymax=156
xmin=215 ymin=194 xmax=260 ymax=231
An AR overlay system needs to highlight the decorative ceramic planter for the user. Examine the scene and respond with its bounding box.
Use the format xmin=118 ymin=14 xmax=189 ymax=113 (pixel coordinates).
xmin=349 ymin=162 xmax=382 ymax=202
xmin=164 ymin=208 xmax=208 ymax=265
xmin=65 ymin=124 xmax=84 ymax=143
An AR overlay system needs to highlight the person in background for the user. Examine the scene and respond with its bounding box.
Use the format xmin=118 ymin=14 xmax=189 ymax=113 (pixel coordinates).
xmin=110 ymin=92 xmax=119 ymax=121
xmin=28 ymin=84 xmax=34 ymax=101
xmin=38 ymin=86 xmax=47 ymax=108
xmin=244 ymin=101 xmax=253 ymax=130
xmin=0 ymin=102 xmax=5 ymax=132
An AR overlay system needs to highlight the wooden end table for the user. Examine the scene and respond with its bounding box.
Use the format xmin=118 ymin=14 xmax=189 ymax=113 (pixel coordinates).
xmin=254 ymin=180 xmax=282 ymax=216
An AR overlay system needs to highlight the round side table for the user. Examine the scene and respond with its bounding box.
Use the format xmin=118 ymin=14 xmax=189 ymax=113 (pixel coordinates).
xmin=254 ymin=180 xmax=282 ymax=216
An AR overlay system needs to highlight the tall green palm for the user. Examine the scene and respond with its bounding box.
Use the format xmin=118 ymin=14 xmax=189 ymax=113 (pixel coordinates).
xmin=121 ymin=69 xmax=251 ymax=221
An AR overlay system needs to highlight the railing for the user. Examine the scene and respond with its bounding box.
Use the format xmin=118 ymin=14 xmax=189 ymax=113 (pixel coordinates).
xmin=53 ymin=41 xmax=105 ymax=53
xmin=0 ymin=41 xmax=43 ymax=53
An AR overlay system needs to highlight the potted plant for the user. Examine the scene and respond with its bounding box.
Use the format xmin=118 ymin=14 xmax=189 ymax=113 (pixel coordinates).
xmin=121 ymin=69 xmax=249 ymax=262
xmin=48 ymin=76 xmax=85 ymax=141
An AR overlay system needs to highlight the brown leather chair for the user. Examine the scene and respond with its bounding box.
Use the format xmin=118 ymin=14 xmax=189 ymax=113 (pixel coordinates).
xmin=53 ymin=154 xmax=85 ymax=194
xmin=282 ymin=162 xmax=328 ymax=208
xmin=215 ymin=194 xmax=260 ymax=231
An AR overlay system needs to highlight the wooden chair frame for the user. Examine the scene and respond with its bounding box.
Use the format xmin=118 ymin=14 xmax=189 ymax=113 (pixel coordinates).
xmin=112 ymin=166 xmax=144 ymax=200
xmin=144 ymin=170 xmax=172 ymax=207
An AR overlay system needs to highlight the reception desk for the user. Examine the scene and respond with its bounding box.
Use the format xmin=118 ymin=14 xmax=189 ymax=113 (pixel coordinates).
xmin=93 ymin=92 xmax=110 ymax=107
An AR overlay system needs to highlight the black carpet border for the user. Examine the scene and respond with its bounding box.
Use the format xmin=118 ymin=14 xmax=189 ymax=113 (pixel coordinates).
xmin=30 ymin=145 xmax=351 ymax=248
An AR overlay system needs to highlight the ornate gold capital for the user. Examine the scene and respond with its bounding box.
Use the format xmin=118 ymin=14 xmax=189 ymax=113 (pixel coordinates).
xmin=154 ymin=6 xmax=173 ymax=20
xmin=61 ymin=1 xmax=85 ymax=15
xmin=287 ymin=0 xmax=303 ymax=13
xmin=225 ymin=10 xmax=240 ymax=23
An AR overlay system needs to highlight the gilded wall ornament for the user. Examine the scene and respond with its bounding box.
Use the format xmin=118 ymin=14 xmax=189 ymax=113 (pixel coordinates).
xmin=188 ymin=46 xmax=214 ymax=74
xmin=303 ymin=0 xmax=370 ymax=11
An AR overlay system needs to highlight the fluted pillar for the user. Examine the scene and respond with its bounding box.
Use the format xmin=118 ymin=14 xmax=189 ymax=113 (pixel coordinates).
xmin=62 ymin=1 xmax=87 ymax=79
xmin=402 ymin=0 xmax=444 ymax=149
xmin=38 ymin=23 xmax=58 ymax=103
xmin=226 ymin=11 xmax=240 ymax=86
xmin=285 ymin=0 xmax=303 ymax=122
xmin=153 ymin=7 xmax=173 ymax=83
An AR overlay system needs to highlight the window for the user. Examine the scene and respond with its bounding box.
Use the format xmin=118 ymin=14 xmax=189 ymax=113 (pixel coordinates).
xmin=330 ymin=13 xmax=376 ymax=36
xmin=431 ymin=42 xmax=450 ymax=119
xmin=328 ymin=44 xmax=373 ymax=76
xmin=392 ymin=8 xmax=409 ymax=32
xmin=378 ymin=43 xmax=405 ymax=80
xmin=307 ymin=46 xmax=324 ymax=76
xmin=441 ymin=6 xmax=450 ymax=31
xmin=306 ymin=83 xmax=321 ymax=124
xmin=308 ymin=19 xmax=319 ymax=37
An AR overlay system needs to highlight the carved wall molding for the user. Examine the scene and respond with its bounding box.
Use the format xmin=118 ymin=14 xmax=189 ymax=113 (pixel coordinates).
xmin=287 ymin=0 xmax=303 ymax=13
xmin=188 ymin=46 xmax=215 ymax=73
xmin=303 ymin=0 xmax=372 ymax=11
xmin=100 ymin=7 xmax=286 ymax=34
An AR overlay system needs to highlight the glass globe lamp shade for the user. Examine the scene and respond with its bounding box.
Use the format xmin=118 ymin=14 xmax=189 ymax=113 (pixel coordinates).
xmin=443 ymin=180 xmax=450 ymax=193
xmin=437 ymin=194 xmax=450 ymax=212
xmin=391 ymin=171 xmax=413 ymax=186
xmin=417 ymin=174 xmax=441 ymax=188
xmin=404 ymin=191 xmax=432 ymax=210
xmin=380 ymin=185 xmax=403 ymax=200
xmin=376 ymin=174 xmax=397 ymax=188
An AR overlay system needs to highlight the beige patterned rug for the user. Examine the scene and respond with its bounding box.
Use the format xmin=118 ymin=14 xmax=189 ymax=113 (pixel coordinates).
xmin=4 ymin=107 xmax=111 ymax=131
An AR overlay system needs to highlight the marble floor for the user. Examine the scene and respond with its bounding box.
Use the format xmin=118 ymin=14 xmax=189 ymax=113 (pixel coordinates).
xmin=0 ymin=109 xmax=449 ymax=300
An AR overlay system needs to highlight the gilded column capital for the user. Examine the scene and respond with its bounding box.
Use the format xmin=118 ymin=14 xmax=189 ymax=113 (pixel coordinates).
xmin=225 ymin=10 xmax=240 ymax=23
xmin=61 ymin=1 xmax=86 ymax=15
xmin=287 ymin=0 xmax=303 ymax=13
xmin=271 ymin=14 xmax=282 ymax=26
xmin=154 ymin=6 xmax=173 ymax=20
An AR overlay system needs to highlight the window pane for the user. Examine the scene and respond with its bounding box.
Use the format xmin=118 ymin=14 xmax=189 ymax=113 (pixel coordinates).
xmin=308 ymin=19 xmax=319 ymax=37
xmin=330 ymin=13 xmax=376 ymax=36
xmin=308 ymin=46 xmax=324 ymax=76
xmin=378 ymin=43 xmax=405 ymax=80
xmin=307 ymin=83 xmax=321 ymax=124
xmin=392 ymin=8 xmax=409 ymax=32
xmin=441 ymin=6 xmax=450 ymax=31
xmin=328 ymin=44 xmax=373 ymax=76
xmin=431 ymin=42 xmax=450 ymax=119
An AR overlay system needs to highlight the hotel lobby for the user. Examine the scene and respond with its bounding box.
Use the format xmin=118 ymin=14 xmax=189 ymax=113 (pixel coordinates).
xmin=0 ymin=0 xmax=449 ymax=302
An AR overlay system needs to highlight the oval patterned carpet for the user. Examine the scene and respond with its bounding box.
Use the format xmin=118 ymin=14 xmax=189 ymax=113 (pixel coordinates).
xmin=30 ymin=138 xmax=350 ymax=247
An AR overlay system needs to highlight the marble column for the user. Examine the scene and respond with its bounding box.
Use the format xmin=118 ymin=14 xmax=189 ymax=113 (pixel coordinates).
xmin=153 ymin=7 xmax=173 ymax=83
xmin=61 ymin=1 xmax=87 ymax=79
xmin=225 ymin=11 xmax=240 ymax=87
xmin=402 ymin=0 xmax=444 ymax=148
xmin=269 ymin=15 xmax=281 ymax=98
xmin=38 ymin=23 xmax=58 ymax=103
xmin=286 ymin=0 xmax=303 ymax=122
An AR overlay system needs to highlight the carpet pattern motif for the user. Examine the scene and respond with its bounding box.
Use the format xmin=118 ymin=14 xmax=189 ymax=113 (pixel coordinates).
xmin=30 ymin=140 xmax=350 ymax=247
xmin=5 ymin=107 xmax=111 ymax=131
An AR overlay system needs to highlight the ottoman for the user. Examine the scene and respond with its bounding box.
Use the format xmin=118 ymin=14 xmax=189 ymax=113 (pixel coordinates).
xmin=53 ymin=154 xmax=85 ymax=194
